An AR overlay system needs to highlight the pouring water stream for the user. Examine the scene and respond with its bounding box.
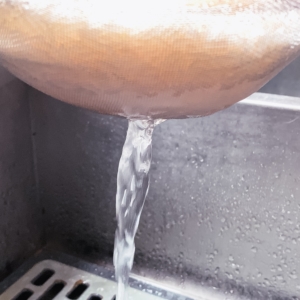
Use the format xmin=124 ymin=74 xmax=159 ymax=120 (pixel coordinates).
xmin=114 ymin=119 xmax=163 ymax=300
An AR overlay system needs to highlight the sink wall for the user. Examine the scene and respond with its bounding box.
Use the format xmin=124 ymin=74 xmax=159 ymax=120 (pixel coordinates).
xmin=0 ymin=66 xmax=43 ymax=280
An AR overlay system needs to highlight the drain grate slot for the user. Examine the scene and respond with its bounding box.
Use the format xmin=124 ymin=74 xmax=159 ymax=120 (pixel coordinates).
xmin=37 ymin=281 xmax=65 ymax=300
xmin=67 ymin=282 xmax=89 ymax=299
xmin=12 ymin=289 xmax=33 ymax=300
xmin=32 ymin=269 xmax=55 ymax=286
xmin=88 ymin=296 xmax=102 ymax=300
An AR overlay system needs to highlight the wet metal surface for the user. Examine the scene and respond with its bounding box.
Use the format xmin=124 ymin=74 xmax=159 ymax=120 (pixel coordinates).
xmin=29 ymin=89 xmax=300 ymax=299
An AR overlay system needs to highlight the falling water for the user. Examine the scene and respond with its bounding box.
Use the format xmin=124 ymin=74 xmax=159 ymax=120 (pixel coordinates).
xmin=113 ymin=119 xmax=157 ymax=300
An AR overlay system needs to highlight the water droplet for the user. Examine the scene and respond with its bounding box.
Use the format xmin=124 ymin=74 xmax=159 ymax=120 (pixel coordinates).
xmin=251 ymin=247 xmax=257 ymax=253
xmin=289 ymin=271 xmax=298 ymax=280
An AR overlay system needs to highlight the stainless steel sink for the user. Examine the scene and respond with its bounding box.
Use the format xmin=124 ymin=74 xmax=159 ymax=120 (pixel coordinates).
xmin=1 ymin=63 xmax=300 ymax=299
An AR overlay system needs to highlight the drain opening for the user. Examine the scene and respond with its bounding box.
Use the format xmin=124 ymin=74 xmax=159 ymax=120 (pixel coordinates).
xmin=37 ymin=281 xmax=66 ymax=300
xmin=88 ymin=296 xmax=102 ymax=300
xmin=67 ymin=282 xmax=89 ymax=299
xmin=32 ymin=269 xmax=55 ymax=286
xmin=12 ymin=289 xmax=33 ymax=300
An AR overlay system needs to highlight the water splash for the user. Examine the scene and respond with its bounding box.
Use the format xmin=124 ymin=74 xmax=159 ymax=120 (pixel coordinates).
xmin=113 ymin=119 xmax=156 ymax=300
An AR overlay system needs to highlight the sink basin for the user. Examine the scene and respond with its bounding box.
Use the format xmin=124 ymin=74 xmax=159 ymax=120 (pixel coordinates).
xmin=0 ymin=67 xmax=300 ymax=299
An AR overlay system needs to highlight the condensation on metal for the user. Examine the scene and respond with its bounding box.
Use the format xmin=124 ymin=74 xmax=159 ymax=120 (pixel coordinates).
xmin=0 ymin=260 xmax=167 ymax=300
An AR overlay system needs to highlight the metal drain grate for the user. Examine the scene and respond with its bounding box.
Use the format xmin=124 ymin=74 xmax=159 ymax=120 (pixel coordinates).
xmin=0 ymin=260 xmax=165 ymax=300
